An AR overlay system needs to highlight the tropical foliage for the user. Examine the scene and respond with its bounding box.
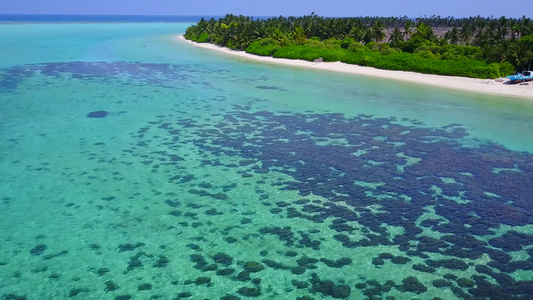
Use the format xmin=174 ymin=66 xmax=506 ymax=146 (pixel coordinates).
xmin=184 ymin=14 xmax=533 ymax=78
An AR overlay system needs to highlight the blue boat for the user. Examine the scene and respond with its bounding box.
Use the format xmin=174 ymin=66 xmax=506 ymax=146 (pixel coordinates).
xmin=507 ymin=70 xmax=532 ymax=83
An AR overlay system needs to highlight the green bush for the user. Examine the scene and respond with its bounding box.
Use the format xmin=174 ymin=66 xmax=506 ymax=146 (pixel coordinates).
xmin=417 ymin=50 xmax=437 ymax=59
xmin=401 ymin=36 xmax=436 ymax=53
xmin=324 ymin=38 xmax=342 ymax=49
xmin=365 ymin=42 xmax=380 ymax=51
xmin=305 ymin=39 xmax=326 ymax=48
xmin=274 ymin=45 xmax=320 ymax=61
xmin=360 ymin=55 xmax=375 ymax=66
xmin=185 ymin=34 xmax=197 ymax=41
xmin=250 ymin=42 xmax=505 ymax=78
xmin=441 ymin=48 xmax=461 ymax=60
xmin=226 ymin=39 xmax=237 ymax=50
xmin=439 ymin=45 xmax=482 ymax=60
xmin=381 ymin=47 xmax=397 ymax=55
xmin=498 ymin=62 xmax=514 ymax=77
xmin=347 ymin=42 xmax=366 ymax=53
xmin=341 ymin=38 xmax=356 ymax=49
xmin=321 ymin=49 xmax=348 ymax=62
xmin=463 ymin=46 xmax=483 ymax=60
xmin=184 ymin=27 xmax=198 ymax=41
xmin=196 ymin=33 xmax=210 ymax=43
xmin=246 ymin=39 xmax=280 ymax=56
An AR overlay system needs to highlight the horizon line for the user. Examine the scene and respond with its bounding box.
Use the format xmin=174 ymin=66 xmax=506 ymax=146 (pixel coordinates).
xmin=0 ymin=13 xmax=529 ymax=20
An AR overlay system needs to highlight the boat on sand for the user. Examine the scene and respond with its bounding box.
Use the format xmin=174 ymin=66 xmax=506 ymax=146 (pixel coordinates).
xmin=507 ymin=70 xmax=532 ymax=84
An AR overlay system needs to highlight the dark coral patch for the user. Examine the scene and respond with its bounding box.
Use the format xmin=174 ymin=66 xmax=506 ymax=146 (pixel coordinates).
xmin=320 ymin=257 xmax=352 ymax=268
xmin=243 ymin=261 xmax=264 ymax=273
xmin=0 ymin=294 xmax=27 ymax=300
xmin=137 ymin=283 xmax=152 ymax=291
xmin=237 ymin=287 xmax=261 ymax=297
xmin=292 ymin=280 xmax=309 ymax=289
xmin=216 ymin=268 xmax=235 ymax=276
xmin=104 ymin=92 xmax=533 ymax=300
xmin=118 ymin=243 xmax=145 ymax=252
xmin=432 ymin=279 xmax=451 ymax=288
xmin=426 ymin=258 xmax=469 ymax=271
xmin=291 ymin=266 xmax=307 ymax=275
xmin=87 ymin=111 xmax=109 ymax=118
xmin=105 ymin=281 xmax=119 ymax=292
xmin=153 ymin=255 xmax=169 ymax=267
xmin=68 ymin=288 xmax=84 ymax=298
xmin=285 ymin=250 xmax=298 ymax=257
xmin=194 ymin=277 xmax=211 ymax=285
xmin=412 ymin=264 xmax=435 ymax=273
xmin=237 ymin=271 xmax=251 ymax=281
xmin=176 ymin=292 xmax=192 ymax=298
xmin=390 ymin=256 xmax=411 ymax=264
xmin=212 ymin=253 xmax=233 ymax=266
xmin=220 ymin=295 xmax=240 ymax=300
xmin=96 ymin=268 xmax=110 ymax=276
xmin=401 ymin=276 xmax=427 ymax=294
xmin=262 ymin=259 xmax=289 ymax=270
xmin=310 ymin=273 xmax=351 ymax=299
xmin=30 ymin=244 xmax=47 ymax=256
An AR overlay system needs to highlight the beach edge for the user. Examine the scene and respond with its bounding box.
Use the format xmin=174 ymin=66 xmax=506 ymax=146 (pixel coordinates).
xmin=176 ymin=35 xmax=533 ymax=100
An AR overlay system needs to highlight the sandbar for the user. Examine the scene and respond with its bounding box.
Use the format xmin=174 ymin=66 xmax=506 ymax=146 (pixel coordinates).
xmin=177 ymin=35 xmax=533 ymax=100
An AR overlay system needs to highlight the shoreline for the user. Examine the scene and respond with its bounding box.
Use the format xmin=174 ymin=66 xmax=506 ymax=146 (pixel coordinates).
xmin=176 ymin=35 xmax=533 ymax=100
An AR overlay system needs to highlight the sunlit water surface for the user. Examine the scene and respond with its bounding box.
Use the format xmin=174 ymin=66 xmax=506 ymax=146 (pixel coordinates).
xmin=1 ymin=22 xmax=532 ymax=300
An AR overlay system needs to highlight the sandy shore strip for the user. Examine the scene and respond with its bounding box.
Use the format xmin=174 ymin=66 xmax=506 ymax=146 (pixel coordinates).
xmin=177 ymin=35 xmax=533 ymax=99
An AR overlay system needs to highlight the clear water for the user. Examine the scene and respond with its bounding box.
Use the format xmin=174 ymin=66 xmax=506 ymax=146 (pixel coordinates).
xmin=1 ymin=22 xmax=532 ymax=300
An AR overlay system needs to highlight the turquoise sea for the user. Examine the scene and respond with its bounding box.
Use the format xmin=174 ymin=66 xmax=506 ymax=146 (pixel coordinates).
xmin=1 ymin=19 xmax=533 ymax=300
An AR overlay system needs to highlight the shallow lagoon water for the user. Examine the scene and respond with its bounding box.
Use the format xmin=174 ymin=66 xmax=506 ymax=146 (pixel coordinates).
xmin=0 ymin=23 xmax=532 ymax=300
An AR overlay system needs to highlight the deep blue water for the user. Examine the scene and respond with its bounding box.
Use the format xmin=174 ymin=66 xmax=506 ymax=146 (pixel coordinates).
xmin=0 ymin=14 xmax=219 ymax=23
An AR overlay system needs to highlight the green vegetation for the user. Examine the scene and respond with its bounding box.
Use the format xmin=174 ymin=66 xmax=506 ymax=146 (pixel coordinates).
xmin=184 ymin=14 xmax=533 ymax=79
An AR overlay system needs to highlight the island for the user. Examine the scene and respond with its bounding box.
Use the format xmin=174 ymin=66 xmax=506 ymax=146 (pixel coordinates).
xmin=182 ymin=14 xmax=533 ymax=98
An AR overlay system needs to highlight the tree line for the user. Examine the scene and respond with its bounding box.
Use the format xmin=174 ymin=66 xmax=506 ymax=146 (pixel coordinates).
xmin=184 ymin=14 xmax=533 ymax=78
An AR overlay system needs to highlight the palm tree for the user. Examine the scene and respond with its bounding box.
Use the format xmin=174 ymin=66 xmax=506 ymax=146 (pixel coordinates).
xmin=403 ymin=19 xmax=413 ymax=40
xmin=350 ymin=25 xmax=369 ymax=44
xmin=388 ymin=27 xmax=404 ymax=46
xmin=414 ymin=22 xmax=435 ymax=40
xmin=292 ymin=26 xmax=306 ymax=45
xmin=518 ymin=34 xmax=533 ymax=69
xmin=371 ymin=21 xmax=385 ymax=42
xmin=460 ymin=22 xmax=475 ymax=45
xmin=269 ymin=28 xmax=290 ymax=46
xmin=518 ymin=16 xmax=532 ymax=37
xmin=444 ymin=27 xmax=460 ymax=45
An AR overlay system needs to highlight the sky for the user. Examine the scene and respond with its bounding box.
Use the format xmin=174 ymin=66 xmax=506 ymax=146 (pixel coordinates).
xmin=0 ymin=0 xmax=531 ymax=19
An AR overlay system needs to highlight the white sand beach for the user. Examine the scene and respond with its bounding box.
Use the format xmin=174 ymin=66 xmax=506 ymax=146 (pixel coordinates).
xmin=177 ymin=35 xmax=533 ymax=99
